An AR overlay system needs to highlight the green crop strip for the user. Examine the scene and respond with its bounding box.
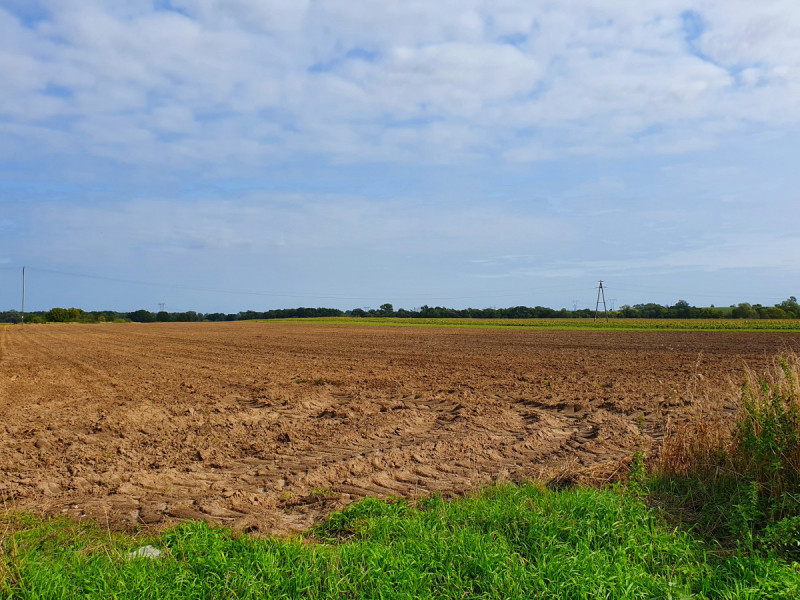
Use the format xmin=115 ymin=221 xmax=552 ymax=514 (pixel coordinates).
xmin=260 ymin=317 xmax=800 ymax=332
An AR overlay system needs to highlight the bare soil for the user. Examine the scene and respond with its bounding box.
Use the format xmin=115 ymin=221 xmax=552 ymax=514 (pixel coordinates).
xmin=1 ymin=322 xmax=799 ymax=534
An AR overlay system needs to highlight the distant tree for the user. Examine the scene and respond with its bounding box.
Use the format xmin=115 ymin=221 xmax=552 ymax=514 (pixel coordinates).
xmin=732 ymin=303 xmax=759 ymax=319
xmin=533 ymin=306 xmax=560 ymax=318
xmin=378 ymin=303 xmax=394 ymax=317
xmin=0 ymin=310 xmax=22 ymax=324
xmin=92 ymin=310 xmax=123 ymax=322
xmin=237 ymin=310 xmax=263 ymax=320
xmin=46 ymin=307 xmax=70 ymax=322
xmin=67 ymin=307 xmax=86 ymax=321
xmin=128 ymin=309 xmax=156 ymax=323
xmin=506 ymin=306 xmax=533 ymax=318
xmin=670 ymin=300 xmax=693 ymax=319
xmin=175 ymin=311 xmax=199 ymax=322
xmin=634 ymin=303 xmax=667 ymax=318
xmin=698 ymin=307 xmax=723 ymax=319
xmin=760 ymin=306 xmax=789 ymax=319
xmin=778 ymin=297 xmax=800 ymax=318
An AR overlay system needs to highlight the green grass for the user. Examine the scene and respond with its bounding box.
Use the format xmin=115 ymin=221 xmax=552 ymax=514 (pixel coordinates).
xmin=260 ymin=316 xmax=800 ymax=332
xmin=3 ymin=484 xmax=799 ymax=599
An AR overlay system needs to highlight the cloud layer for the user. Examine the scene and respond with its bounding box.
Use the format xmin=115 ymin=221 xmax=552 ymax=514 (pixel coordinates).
xmin=3 ymin=1 xmax=800 ymax=169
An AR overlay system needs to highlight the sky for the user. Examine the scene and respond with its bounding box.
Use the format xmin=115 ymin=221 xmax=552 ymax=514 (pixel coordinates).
xmin=1 ymin=0 xmax=799 ymax=313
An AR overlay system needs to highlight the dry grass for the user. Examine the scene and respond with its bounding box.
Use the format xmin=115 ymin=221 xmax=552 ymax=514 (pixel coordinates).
xmin=656 ymin=354 xmax=800 ymax=480
xmin=657 ymin=417 xmax=734 ymax=479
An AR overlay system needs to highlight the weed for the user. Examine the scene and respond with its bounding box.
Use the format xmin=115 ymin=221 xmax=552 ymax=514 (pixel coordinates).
xmin=636 ymin=412 xmax=645 ymax=435
xmin=735 ymin=358 xmax=800 ymax=501
xmin=626 ymin=413 xmax=649 ymax=496
xmin=628 ymin=449 xmax=647 ymax=496
xmin=730 ymin=480 xmax=760 ymax=549
xmin=651 ymin=355 xmax=800 ymax=557
xmin=760 ymin=515 xmax=800 ymax=557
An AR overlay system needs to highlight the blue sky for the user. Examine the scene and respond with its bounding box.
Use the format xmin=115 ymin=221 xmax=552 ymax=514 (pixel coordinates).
xmin=1 ymin=0 xmax=798 ymax=313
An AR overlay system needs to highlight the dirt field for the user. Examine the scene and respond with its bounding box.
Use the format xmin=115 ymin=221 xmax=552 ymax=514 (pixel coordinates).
xmin=2 ymin=322 xmax=799 ymax=534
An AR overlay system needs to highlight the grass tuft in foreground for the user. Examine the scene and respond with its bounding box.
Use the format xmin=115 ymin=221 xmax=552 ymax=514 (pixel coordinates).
xmin=3 ymin=484 xmax=800 ymax=599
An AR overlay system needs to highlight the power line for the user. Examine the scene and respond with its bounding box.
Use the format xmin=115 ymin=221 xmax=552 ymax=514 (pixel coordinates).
xmin=7 ymin=265 xmax=794 ymax=308
xmin=21 ymin=266 xmax=25 ymax=325
xmin=12 ymin=266 xmax=582 ymax=303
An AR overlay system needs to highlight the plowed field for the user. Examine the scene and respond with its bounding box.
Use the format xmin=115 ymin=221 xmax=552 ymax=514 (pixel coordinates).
xmin=2 ymin=322 xmax=799 ymax=534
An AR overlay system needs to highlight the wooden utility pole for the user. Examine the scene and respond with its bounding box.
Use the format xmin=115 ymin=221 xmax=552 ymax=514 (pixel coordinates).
xmin=594 ymin=280 xmax=608 ymax=322
xmin=21 ymin=266 xmax=25 ymax=325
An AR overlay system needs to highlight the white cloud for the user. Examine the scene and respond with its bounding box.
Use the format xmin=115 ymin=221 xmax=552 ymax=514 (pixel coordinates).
xmin=1 ymin=1 xmax=799 ymax=170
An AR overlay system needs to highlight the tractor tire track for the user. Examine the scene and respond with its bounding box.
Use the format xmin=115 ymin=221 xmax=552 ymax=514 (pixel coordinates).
xmin=1 ymin=322 xmax=798 ymax=533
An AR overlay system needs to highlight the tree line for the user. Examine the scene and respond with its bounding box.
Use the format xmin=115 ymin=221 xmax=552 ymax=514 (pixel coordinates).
xmin=2 ymin=297 xmax=799 ymax=324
